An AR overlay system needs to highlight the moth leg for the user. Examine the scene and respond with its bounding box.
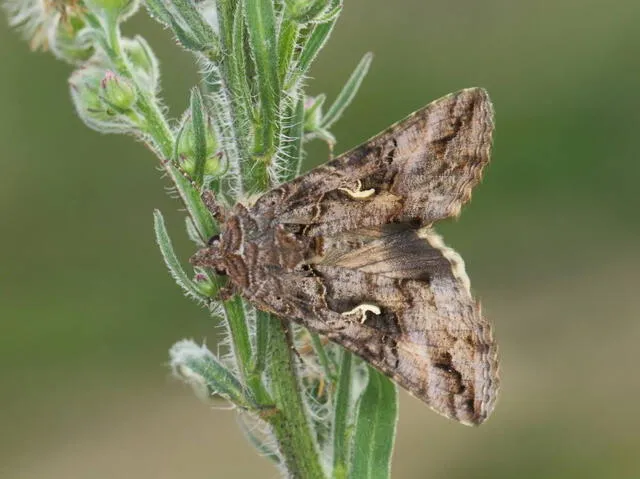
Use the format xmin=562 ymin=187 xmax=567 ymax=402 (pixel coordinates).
xmin=202 ymin=190 xmax=227 ymax=223
xmin=341 ymin=303 xmax=382 ymax=323
xmin=215 ymin=284 xmax=236 ymax=302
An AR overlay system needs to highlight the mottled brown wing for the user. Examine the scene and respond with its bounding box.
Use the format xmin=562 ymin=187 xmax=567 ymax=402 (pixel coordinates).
xmin=216 ymin=88 xmax=498 ymax=424
xmin=244 ymin=224 xmax=499 ymax=425
xmin=249 ymin=88 xmax=493 ymax=235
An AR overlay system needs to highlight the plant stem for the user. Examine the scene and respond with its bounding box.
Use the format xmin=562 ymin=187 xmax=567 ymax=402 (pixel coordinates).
xmin=265 ymin=315 xmax=325 ymax=478
xmin=106 ymin=21 xmax=175 ymax=159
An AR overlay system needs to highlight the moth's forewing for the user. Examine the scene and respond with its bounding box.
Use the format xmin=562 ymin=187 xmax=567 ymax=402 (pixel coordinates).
xmin=196 ymin=88 xmax=499 ymax=425
xmin=250 ymin=88 xmax=493 ymax=235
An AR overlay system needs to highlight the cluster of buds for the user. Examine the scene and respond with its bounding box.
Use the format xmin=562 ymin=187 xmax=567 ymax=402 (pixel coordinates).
xmin=68 ymin=34 xmax=158 ymax=135
xmin=8 ymin=0 xmax=225 ymax=177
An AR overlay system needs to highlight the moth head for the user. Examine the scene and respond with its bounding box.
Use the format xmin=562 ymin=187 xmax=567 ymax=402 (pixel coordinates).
xmin=190 ymin=234 xmax=227 ymax=275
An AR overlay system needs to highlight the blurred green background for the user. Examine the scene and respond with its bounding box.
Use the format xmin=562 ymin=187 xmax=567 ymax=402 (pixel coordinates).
xmin=2 ymin=0 xmax=640 ymax=477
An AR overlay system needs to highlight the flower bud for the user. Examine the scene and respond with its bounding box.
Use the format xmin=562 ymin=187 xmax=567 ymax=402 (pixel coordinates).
xmin=69 ymin=62 xmax=139 ymax=134
xmin=100 ymin=71 xmax=137 ymax=111
xmin=176 ymin=110 xmax=224 ymax=178
xmin=84 ymin=0 xmax=140 ymax=21
xmin=304 ymin=94 xmax=325 ymax=131
xmin=303 ymin=94 xmax=335 ymax=145
xmin=47 ymin=8 xmax=94 ymax=64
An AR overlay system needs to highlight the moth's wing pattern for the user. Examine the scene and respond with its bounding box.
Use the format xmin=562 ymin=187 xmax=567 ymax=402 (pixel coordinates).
xmin=250 ymin=88 xmax=494 ymax=235
xmin=255 ymin=226 xmax=498 ymax=425
xmin=319 ymin=227 xmax=497 ymax=425
xmin=226 ymin=88 xmax=499 ymax=424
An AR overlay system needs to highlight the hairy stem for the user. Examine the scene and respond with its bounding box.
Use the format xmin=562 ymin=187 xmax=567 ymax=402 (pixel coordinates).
xmin=265 ymin=316 xmax=325 ymax=478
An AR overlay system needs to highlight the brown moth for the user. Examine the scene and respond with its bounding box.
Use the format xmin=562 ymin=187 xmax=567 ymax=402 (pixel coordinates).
xmin=191 ymin=88 xmax=499 ymax=425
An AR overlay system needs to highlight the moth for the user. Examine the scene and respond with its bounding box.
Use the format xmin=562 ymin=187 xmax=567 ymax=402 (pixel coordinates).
xmin=191 ymin=88 xmax=499 ymax=425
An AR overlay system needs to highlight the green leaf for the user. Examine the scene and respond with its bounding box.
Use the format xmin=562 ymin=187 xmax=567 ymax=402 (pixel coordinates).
xmin=321 ymin=52 xmax=373 ymax=129
xmin=229 ymin=1 xmax=255 ymax=138
xmin=145 ymin=0 xmax=219 ymax=56
xmin=162 ymin=161 xmax=216 ymax=240
xmin=238 ymin=415 xmax=282 ymax=464
xmin=144 ymin=0 xmax=172 ymax=26
xmin=288 ymin=0 xmax=331 ymax=24
xmin=349 ymin=367 xmax=398 ymax=479
xmin=278 ymin=17 xmax=299 ymax=86
xmin=153 ymin=209 xmax=209 ymax=303
xmin=243 ymin=0 xmax=280 ymax=158
xmin=314 ymin=0 xmax=342 ymax=23
xmin=280 ymin=95 xmax=305 ymax=182
xmin=170 ymin=339 xmax=258 ymax=410
xmin=310 ymin=332 xmax=334 ymax=382
xmin=331 ymin=350 xmax=354 ymax=479
xmin=185 ymin=215 xmax=204 ymax=246
xmin=213 ymin=0 xmax=238 ymax=51
xmin=291 ymin=17 xmax=338 ymax=87
xmin=189 ymin=87 xmax=208 ymax=185
xmin=165 ymin=0 xmax=219 ymax=55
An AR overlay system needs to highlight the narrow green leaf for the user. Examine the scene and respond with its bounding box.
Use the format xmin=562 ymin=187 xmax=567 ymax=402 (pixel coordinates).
xmin=168 ymin=0 xmax=219 ymax=54
xmin=243 ymin=0 xmax=280 ymax=157
xmin=189 ymin=87 xmax=208 ymax=185
xmin=290 ymin=16 xmax=338 ymax=87
xmin=163 ymin=161 xmax=216 ymax=240
xmin=321 ymin=52 xmax=372 ymax=130
xmin=214 ymin=0 xmax=238 ymax=52
xmin=201 ymin=62 xmax=246 ymax=199
xmin=145 ymin=0 xmax=219 ymax=56
xmin=305 ymin=93 xmax=326 ymax=123
xmin=310 ymin=332 xmax=334 ymax=381
xmin=229 ymin=1 xmax=256 ymax=133
xmin=288 ymin=0 xmax=331 ymax=23
xmin=144 ymin=0 xmax=172 ymax=26
xmin=170 ymin=339 xmax=258 ymax=410
xmin=280 ymin=95 xmax=305 ymax=182
xmin=185 ymin=215 xmax=204 ymax=246
xmin=153 ymin=209 xmax=208 ymax=303
xmin=332 ymin=350 xmax=353 ymax=479
xmin=238 ymin=415 xmax=282 ymax=464
xmin=349 ymin=367 xmax=398 ymax=479
xmin=278 ymin=18 xmax=299 ymax=86
xmin=314 ymin=0 xmax=342 ymax=23
xmin=168 ymin=17 xmax=206 ymax=51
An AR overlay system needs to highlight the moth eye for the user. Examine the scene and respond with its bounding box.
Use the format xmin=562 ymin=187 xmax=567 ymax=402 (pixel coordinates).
xmin=207 ymin=234 xmax=221 ymax=246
